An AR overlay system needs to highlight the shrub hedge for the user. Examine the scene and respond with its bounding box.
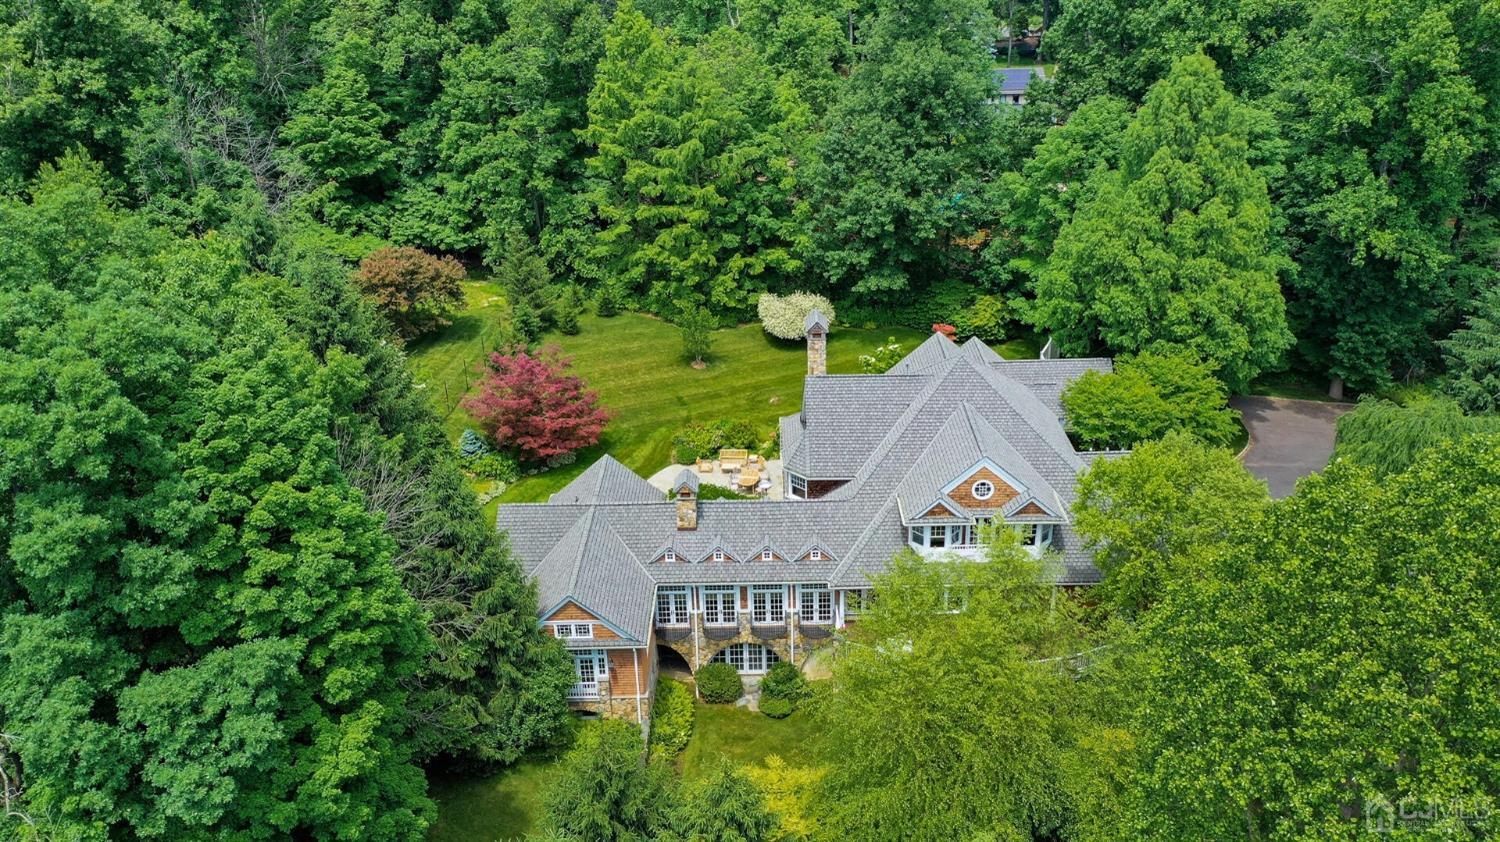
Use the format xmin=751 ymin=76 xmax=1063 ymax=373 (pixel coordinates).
xmin=649 ymin=678 xmax=695 ymax=761
xmin=696 ymin=662 xmax=743 ymax=704
xmin=759 ymin=696 xmax=794 ymax=719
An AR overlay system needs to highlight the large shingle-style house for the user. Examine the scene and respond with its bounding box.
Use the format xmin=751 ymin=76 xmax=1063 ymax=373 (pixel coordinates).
xmin=496 ymin=312 xmax=1113 ymax=721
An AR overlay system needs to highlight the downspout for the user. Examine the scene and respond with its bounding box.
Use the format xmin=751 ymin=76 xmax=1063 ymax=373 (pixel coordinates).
xmin=633 ymin=647 xmax=643 ymax=726
xmin=789 ymin=584 xmax=797 ymax=663
xmin=691 ymin=586 xmax=701 ymax=700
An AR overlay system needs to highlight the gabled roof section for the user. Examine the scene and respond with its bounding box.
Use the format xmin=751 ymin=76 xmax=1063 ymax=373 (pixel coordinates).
xmin=530 ymin=508 xmax=656 ymax=642
xmin=672 ymin=468 xmax=699 ymax=496
xmin=805 ymin=308 xmax=829 ymax=334
xmin=895 ymin=405 xmax=1061 ymax=520
xmin=549 ymin=455 xmax=662 ymax=505
xmin=989 ymin=358 xmax=1113 ymax=416
xmin=885 ymin=331 xmax=960 ymax=375
xmin=782 ymin=375 xmax=928 ymax=477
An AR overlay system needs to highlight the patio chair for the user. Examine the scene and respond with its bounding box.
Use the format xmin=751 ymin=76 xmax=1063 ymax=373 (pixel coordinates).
xmin=696 ymin=457 xmax=715 ymax=473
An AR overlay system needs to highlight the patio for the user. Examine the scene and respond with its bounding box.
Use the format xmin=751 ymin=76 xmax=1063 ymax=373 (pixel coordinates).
xmin=647 ymin=457 xmax=786 ymax=501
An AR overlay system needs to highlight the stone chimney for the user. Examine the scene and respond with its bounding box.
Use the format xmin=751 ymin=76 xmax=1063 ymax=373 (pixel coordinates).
xmin=805 ymin=308 xmax=829 ymax=376
xmin=673 ymin=469 xmax=699 ymax=530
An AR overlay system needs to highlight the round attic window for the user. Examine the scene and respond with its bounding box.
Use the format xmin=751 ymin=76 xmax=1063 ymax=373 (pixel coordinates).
xmin=971 ymin=480 xmax=995 ymax=501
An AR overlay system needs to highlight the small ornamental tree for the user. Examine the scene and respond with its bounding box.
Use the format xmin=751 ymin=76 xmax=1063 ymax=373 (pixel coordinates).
xmin=462 ymin=345 xmax=610 ymax=463
xmin=353 ymin=246 xmax=466 ymax=340
xmin=758 ymin=292 xmax=836 ymax=339
xmin=677 ymin=306 xmax=715 ymax=368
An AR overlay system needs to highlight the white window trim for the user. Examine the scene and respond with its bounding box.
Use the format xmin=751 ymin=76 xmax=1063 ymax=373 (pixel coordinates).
xmin=787 ymin=473 xmax=808 ymax=500
xmin=713 ymin=549 xmax=727 ymax=562
xmin=711 ymin=642 xmax=780 ymax=674
xmin=761 ymin=549 xmax=774 ymax=561
xmin=663 ymin=550 xmax=677 ymax=563
xmin=656 ymin=586 xmax=689 ymax=626
xmin=808 ymin=548 xmax=823 ymax=561
xmin=702 ymin=585 xmax=738 ymax=626
xmin=750 ymin=584 xmax=786 ymax=624
xmin=569 ymin=649 xmax=607 ymax=699
xmin=552 ymin=622 xmax=594 ymax=639
xmin=799 ymin=586 xmax=834 ymax=624
xmin=971 ymin=479 xmax=995 ymax=500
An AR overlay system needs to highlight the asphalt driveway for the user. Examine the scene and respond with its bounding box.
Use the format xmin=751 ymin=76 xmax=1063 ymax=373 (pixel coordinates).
xmin=1229 ymin=396 xmax=1354 ymax=499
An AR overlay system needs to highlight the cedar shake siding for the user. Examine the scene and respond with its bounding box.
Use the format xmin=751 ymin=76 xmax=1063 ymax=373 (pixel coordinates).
xmin=544 ymin=601 xmax=620 ymax=640
xmin=948 ymin=467 xmax=1019 ymax=510
xmin=804 ymin=479 xmax=847 ymax=499
xmin=607 ymin=648 xmax=645 ymax=697
xmin=498 ymin=333 xmax=1121 ymax=723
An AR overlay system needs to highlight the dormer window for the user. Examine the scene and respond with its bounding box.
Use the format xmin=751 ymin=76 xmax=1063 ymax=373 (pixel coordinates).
xmin=971 ymin=480 xmax=995 ymax=500
xmin=664 ymin=550 xmax=677 ymax=563
xmin=761 ymin=549 xmax=774 ymax=561
xmin=713 ymin=549 xmax=726 ymax=562
xmin=809 ymin=548 xmax=824 ymax=561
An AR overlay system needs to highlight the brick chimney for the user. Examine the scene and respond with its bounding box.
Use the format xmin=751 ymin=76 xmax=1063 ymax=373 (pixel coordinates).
xmin=673 ymin=469 xmax=699 ymax=530
xmin=805 ymin=308 xmax=829 ymax=376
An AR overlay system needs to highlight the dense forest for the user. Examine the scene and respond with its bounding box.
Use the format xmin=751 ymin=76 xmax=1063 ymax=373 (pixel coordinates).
xmin=1 ymin=0 xmax=1497 ymax=838
xmin=2 ymin=0 xmax=1495 ymax=392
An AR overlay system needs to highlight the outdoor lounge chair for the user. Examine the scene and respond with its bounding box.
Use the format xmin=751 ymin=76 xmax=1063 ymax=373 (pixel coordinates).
xmin=719 ymin=448 xmax=748 ymax=471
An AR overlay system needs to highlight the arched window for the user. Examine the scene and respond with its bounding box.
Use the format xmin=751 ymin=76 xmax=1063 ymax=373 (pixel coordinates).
xmin=709 ymin=643 xmax=781 ymax=674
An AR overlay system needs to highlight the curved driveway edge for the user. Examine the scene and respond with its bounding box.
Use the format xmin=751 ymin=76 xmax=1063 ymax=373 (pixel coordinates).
xmin=1229 ymin=396 xmax=1354 ymax=499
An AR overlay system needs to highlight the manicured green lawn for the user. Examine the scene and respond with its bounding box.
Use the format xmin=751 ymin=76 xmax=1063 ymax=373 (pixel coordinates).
xmin=404 ymin=300 xmax=1041 ymax=504
xmin=405 ymin=279 xmax=511 ymax=442
xmin=677 ymin=701 xmax=820 ymax=785
xmin=426 ymin=753 xmax=564 ymax=842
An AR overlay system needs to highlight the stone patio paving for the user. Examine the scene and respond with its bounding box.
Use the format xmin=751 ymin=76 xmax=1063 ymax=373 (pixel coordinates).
xmin=646 ymin=458 xmax=785 ymax=501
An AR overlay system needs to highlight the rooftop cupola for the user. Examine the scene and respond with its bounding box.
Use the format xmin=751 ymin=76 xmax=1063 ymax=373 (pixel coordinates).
xmin=805 ymin=308 xmax=829 ymax=376
xmin=673 ymin=469 xmax=699 ymax=530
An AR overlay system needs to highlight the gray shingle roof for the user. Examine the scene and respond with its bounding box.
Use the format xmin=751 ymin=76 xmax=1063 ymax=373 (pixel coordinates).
xmin=548 ymin=454 xmax=663 ymax=504
xmin=805 ymin=308 xmax=829 ymax=333
xmin=498 ymin=340 xmax=1114 ymax=635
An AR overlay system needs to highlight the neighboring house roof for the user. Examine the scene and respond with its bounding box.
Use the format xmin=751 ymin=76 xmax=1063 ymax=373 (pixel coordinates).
xmin=497 ymin=333 xmax=1115 ymax=640
xmin=993 ymin=67 xmax=1038 ymax=94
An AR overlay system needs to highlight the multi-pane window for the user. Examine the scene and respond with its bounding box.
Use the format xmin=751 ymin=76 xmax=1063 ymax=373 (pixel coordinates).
xmin=788 ymin=473 xmax=808 ymax=499
xmin=553 ymin=623 xmax=594 ymax=639
xmin=808 ymin=548 xmax=823 ymax=561
xmin=656 ymin=586 xmax=689 ymax=626
xmin=799 ymin=586 xmax=834 ymax=623
xmin=1013 ymin=523 xmax=1055 ymax=548
xmin=713 ymin=549 xmax=727 ymax=562
xmin=710 ymin=643 xmax=780 ymax=674
xmin=663 ymin=550 xmax=677 ymax=562
xmin=570 ymin=650 xmax=607 ymax=698
xmin=751 ymin=585 xmax=785 ymax=624
xmin=761 ymin=549 xmax=774 ymax=561
xmin=702 ymin=586 xmax=738 ymax=625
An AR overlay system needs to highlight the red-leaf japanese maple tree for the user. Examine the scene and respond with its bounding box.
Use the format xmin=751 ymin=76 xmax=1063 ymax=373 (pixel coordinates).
xmin=463 ymin=345 xmax=610 ymax=463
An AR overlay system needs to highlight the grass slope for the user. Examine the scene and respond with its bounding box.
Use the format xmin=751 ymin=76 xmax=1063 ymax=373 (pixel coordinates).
xmin=426 ymin=754 xmax=563 ymax=842
xmin=677 ymin=701 xmax=820 ymax=785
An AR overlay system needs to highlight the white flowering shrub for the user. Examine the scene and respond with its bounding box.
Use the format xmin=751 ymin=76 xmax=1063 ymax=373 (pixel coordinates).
xmin=758 ymin=292 xmax=835 ymax=339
